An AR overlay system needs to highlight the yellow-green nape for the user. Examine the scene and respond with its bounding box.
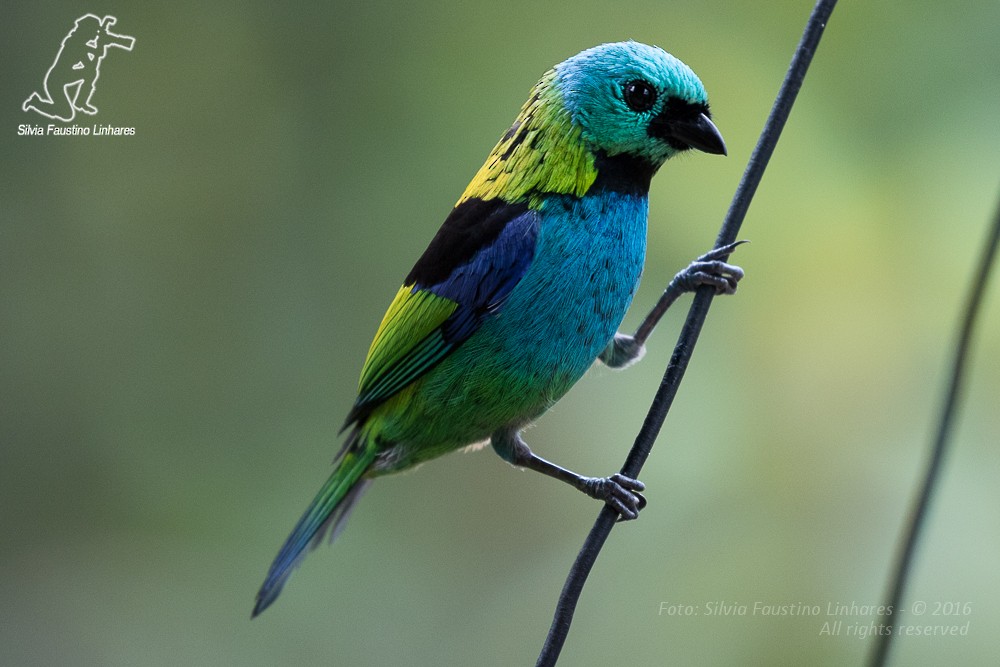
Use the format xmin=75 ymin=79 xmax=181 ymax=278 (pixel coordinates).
xmin=458 ymin=69 xmax=597 ymax=206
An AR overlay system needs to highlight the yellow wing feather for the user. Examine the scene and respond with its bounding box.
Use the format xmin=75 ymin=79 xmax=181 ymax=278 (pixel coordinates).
xmin=357 ymin=285 xmax=458 ymax=396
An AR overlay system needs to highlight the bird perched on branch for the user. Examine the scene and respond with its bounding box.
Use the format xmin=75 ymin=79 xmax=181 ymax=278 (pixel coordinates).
xmin=254 ymin=40 xmax=742 ymax=616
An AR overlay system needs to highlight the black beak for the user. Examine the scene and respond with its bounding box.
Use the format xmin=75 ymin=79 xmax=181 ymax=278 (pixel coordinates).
xmin=668 ymin=112 xmax=727 ymax=156
xmin=650 ymin=107 xmax=727 ymax=156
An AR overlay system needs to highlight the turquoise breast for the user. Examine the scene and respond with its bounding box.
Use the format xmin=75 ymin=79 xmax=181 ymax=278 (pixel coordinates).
xmin=376 ymin=189 xmax=649 ymax=459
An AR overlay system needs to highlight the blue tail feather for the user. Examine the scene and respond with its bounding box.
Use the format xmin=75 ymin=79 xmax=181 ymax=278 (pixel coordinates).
xmin=252 ymin=443 xmax=375 ymax=617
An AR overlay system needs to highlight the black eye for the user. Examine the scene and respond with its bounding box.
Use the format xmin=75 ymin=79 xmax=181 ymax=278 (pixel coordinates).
xmin=623 ymin=80 xmax=657 ymax=113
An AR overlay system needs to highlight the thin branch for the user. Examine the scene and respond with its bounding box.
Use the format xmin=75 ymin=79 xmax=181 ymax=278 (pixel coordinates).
xmin=868 ymin=192 xmax=1000 ymax=667
xmin=535 ymin=1 xmax=840 ymax=664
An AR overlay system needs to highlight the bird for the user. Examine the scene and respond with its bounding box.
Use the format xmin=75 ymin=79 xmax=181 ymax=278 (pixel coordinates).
xmin=253 ymin=40 xmax=741 ymax=617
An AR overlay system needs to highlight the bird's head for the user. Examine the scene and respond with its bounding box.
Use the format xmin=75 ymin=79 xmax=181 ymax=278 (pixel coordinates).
xmin=459 ymin=41 xmax=724 ymax=205
xmin=555 ymin=41 xmax=725 ymax=167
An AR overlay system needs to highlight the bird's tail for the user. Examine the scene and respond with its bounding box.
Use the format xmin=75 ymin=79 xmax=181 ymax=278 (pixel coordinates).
xmin=252 ymin=434 xmax=376 ymax=617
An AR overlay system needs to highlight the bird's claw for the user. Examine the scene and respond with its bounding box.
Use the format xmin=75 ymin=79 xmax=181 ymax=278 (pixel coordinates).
xmin=582 ymin=473 xmax=646 ymax=521
xmin=671 ymin=240 xmax=748 ymax=296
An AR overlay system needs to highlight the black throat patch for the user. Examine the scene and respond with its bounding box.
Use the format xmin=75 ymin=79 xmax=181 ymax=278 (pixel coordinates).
xmin=590 ymin=151 xmax=656 ymax=197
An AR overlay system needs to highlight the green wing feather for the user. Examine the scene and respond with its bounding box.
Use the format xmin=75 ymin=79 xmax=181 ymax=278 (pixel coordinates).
xmin=347 ymin=286 xmax=458 ymax=423
xmin=346 ymin=201 xmax=538 ymax=427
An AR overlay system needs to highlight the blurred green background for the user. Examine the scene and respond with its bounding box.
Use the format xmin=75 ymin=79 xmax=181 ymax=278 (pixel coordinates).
xmin=3 ymin=1 xmax=999 ymax=665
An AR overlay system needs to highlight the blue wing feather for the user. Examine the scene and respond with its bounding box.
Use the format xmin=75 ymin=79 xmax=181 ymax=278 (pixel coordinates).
xmin=346 ymin=202 xmax=538 ymax=425
xmin=425 ymin=209 xmax=538 ymax=342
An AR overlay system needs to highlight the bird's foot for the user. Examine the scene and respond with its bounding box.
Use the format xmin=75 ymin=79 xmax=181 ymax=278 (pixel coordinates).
xmin=580 ymin=473 xmax=647 ymax=521
xmin=670 ymin=241 xmax=748 ymax=296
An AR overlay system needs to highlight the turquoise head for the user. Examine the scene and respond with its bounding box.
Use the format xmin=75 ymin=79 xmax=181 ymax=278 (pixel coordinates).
xmin=554 ymin=41 xmax=725 ymax=167
xmin=460 ymin=41 xmax=724 ymax=204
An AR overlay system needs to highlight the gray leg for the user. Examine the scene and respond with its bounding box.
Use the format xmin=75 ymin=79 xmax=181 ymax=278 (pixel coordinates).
xmin=601 ymin=241 xmax=747 ymax=368
xmin=491 ymin=429 xmax=646 ymax=520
